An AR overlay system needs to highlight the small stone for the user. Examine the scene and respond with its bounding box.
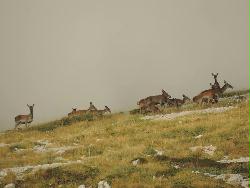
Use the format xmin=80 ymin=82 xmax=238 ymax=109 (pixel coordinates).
xmin=131 ymin=157 xmax=147 ymax=166
xmin=173 ymin=165 xmax=180 ymax=169
xmin=98 ymin=180 xmax=111 ymax=188
xmin=189 ymin=145 xmax=216 ymax=156
xmin=194 ymin=134 xmax=203 ymax=139
xmin=78 ymin=185 xmax=85 ymax=188
xmin=4 ymin=183 xmax=15 ymax=188
xmin=154 ymin=149 xmax=164 ymax=156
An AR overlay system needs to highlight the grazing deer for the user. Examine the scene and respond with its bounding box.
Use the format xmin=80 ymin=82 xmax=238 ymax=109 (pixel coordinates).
xmin=137 ymin=89 xmax=171 ymax=113
xmin=15 ymin=104 xmax=34 ymax=129
xmin=193 ymin=80 xmax=233 ymax=104
xmin=173 ymin=94 xmax=191 ymax=107
xmin=90 ymin=106 xmax=111 ymax=116
xmin=88 ymin=102 xmax=98 ymax=111
xmin=210 ymin=73 xmax=221 ymax=92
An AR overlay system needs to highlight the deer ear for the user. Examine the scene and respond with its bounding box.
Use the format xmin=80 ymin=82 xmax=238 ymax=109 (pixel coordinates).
xmin=216 ymin=73 xmax=218 ymax=76
xmin=27 ymin=104 xmax=29 ymax=107
xmin=33 ymin=104 xmax=34 ymax=107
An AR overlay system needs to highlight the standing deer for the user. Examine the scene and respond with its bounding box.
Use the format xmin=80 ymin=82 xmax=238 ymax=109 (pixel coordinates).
xmin=15 ymin=104 xmax=34 ymax=129
xmin=193 ymin=80 xmax=233 ymax=104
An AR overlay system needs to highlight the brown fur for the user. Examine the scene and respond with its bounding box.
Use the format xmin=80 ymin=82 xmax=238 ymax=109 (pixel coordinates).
xmin=137 ymin=89 xmax=171 ymax=113
xmin=193 ymin=81 xmax=233 ymax=104
xmin=15 ymin=104 xmax=34 ymax=129
xmin=89 ymin=106 xmax=111 ymax=116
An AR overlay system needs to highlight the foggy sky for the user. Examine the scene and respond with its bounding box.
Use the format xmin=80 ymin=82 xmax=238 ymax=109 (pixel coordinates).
xmin=0 ymin=0 xmax=249 ymax=131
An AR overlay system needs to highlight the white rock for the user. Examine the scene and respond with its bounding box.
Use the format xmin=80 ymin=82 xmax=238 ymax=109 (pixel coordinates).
xmin=189 ymin=145 xmax=216 ymax=156
xmin=98 ymin=180 xmax=111 ymax=188
xmin=203 ymin=172 xmax=249 ymax=188
xmin=33 ymin=145 xmax=81 ymax=154
xmin=4 ymin=183 xmax=15 ymax=188
xmin=0 ymin=160 xmax=84 ymax=180
xmin=217 ymin=157 xmax=249 ymax=164
xmin=78 ymin=185 xmax=85 ymax=188
xmin=0 ymin=143 xmax=10 ymax=148
xmin=194 ymin=134 xmax=203 ymax=139
xmin=132 ymin=159 xmax=140 ymax=166
xmin=36 ymin=140 xmax=51 ymax=146
xmin=202 ymin=145 xmax=216 ymax=156
xmin=173 ymin=165 xmax=180 ymax=169
xmin=142 ymin=106 xmax=235 ymax=121
xmin=154 ymin=149 xmax=164 ymax=156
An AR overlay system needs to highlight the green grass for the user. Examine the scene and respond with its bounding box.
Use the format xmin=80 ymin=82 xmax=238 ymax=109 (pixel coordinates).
xmin=0 ymin=92 xmax=248 ymax=187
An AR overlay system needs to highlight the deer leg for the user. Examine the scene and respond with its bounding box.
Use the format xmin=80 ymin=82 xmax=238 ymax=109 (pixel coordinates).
xmin=15 ymin=121 xmax=22 ymax=129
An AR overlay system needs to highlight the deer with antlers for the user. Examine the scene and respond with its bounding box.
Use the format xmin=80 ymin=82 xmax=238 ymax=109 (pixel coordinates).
xmin=15 ymin=104 xmax=34 ymax=129
xmin=193 ymin=80 xmax=233 ymax=104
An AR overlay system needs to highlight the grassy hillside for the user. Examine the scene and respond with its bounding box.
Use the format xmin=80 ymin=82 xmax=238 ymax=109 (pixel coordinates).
xmin=0 ymin=92 xmax=249 ymax=188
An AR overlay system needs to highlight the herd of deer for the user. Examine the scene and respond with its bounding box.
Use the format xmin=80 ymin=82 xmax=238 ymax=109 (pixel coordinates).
xmin=137 ymin=73 xmax=233 ymax=114
xmin=67 ymin=102 xmax=111 ymax=117
xmin=14 ymin=73 xmax=233 ymax=129
xmin=14 ymin=102 xmax=111 ymax=129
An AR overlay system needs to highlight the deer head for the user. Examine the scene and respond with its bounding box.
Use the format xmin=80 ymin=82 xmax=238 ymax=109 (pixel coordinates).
xmin=182 ymin=94 xmax=191 ymax=102
xmin=211 ymin=73 xmax=219 ymax=79
xmin=224 ymin=80 xmax=233 ymax=89
xmin=27 ymin=104 xmax=34 ymax=116
xmin=105 ymin=106 xmax=111 ymax=113
xmin=162 ymin=89 xmax=171 ymax=98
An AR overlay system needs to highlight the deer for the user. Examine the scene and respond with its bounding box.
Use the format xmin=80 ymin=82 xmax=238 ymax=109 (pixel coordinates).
xmin=90 ymin=106 xmax=111 ymax=116
xmin=172 ymin=94 xmax=191 ymax=107
xmin=68 ymin=108 xmax=77 ymax=117
xmin=15 ymin=104 xmax=34 ymax=129
xmin=137 ymin=89 xmax=171 ymax=113
xmin=140 ymin=103 xmax=160 ymax=114
xmin=88 ymin=102 xmax=98 ymax=111
xmin=68 ymin=108 xmax=90 ymax=117
xmin=210 ymin=73 xmax=221 ymax=93
xmin=193 ymin=80 xmax=233 ymax=105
